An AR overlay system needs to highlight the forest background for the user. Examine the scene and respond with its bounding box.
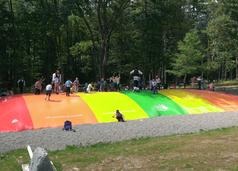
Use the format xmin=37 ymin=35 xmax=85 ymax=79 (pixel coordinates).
xmin=1 ymin=0 xmax=238 ymax=89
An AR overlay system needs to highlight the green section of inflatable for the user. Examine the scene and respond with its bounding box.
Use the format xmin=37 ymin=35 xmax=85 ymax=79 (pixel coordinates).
xmin=123 ymin=91 xmax=187 ymax=117
xmin=78 ymin=92 xmax=148 ymax=123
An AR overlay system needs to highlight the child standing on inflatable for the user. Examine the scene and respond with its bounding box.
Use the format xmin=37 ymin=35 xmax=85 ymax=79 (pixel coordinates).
xmin=45 ymin=83 xmax=52 ymax=101
xmin=65 ymin=79 xmax=72 ymax=96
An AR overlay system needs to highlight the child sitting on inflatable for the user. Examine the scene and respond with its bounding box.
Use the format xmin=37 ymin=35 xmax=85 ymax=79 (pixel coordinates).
xmin=113 ymin=110 xmax=125 ymax=122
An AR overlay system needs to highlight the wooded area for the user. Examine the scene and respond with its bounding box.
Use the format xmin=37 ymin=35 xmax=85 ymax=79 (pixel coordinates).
xmin=1 ymin=0 xmax=238 ymax=88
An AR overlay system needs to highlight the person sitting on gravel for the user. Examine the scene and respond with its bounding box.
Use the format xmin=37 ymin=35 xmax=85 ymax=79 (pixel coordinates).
xmin=113 ymin=110 xmax=125 ymax=122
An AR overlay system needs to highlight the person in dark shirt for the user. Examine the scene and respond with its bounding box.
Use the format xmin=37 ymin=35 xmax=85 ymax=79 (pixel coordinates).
xmin=130 ymin=68 xmax=143 ymax=91
xmin=113 ymin=110 xmax=125 ymax=122
xmin=17 ymin=78 xmax=25 ymax=93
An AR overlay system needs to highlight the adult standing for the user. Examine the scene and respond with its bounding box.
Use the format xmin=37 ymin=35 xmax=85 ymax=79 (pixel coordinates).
xmin=197 ymin=76 xmax=202 ymax=90
xmin=115 ymin=74 xmax=120 ymax=91
xmin=191 ymin=76 xmax=196 ymax=89
xmin=130 ymin=68 xmax=143 ymax=91
xmin=155 ymin=75 xmax=161 ymax=90
xmin=99 ymin=78 xmax=106 ymax=92
xmin=34 ymin=79 xmax=42 ymax=95
xmin=17 ymin=78 xmax=25 ymax=94
xmin=65 ymin=79 xmax=72 ymax=96
xmin=151 ymin=79 xmax=157 ymax=94
xmin=52 ymin=70 xmax=61 ymax=94
xmin=73 ymin=77 xmax=80 ymax=92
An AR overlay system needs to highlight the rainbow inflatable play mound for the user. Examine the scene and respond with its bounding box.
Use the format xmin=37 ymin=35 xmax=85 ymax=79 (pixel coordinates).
xmin=1 ymin=89 xmax=238 ymax=132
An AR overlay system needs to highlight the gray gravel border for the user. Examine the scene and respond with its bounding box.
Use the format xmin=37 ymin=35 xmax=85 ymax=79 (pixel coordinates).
xmin=1 ymin=112 xmax=238 ymax=153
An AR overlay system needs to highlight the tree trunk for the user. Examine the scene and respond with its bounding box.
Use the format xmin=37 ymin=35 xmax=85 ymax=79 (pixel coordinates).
xmin=236 ymin=57 xmax=238 ymax=80
xmin=164 ymin=64 xmax=167 ymax=84
xmin=9 ymin=0 xmax=16 ymax=82
xmin=183 ymin=74 xmax=187 ymax=88
xmin=99 ymin=34 xmax=110 ymax=78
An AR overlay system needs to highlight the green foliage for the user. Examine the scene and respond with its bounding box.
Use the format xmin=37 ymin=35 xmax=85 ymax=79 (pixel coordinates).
xmin=206 ymin=0 xmax=238 ymax=79
xmin=2 ymin=0 xmax=238 ymax=88
xmin=70 ymin=41 xmax=93 ymax=56
xmin=169 ymin=29 xmax=204 ymax=78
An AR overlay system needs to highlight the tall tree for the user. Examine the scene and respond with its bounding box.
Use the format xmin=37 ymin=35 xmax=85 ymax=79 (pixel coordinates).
xmin=67 ymin=0 xmax=131 ymax=78
xmin=206 ymin=0 xmax=238 ymax=80
xmin=0 ymin=1 xmax=11 ymax=82
xmin=169 ymin=29 xmax=204 ymax=83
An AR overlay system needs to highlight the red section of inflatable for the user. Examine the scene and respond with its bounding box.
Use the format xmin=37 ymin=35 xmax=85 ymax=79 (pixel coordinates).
xmin=0 ymin=96 xmax=33 ymax=132
xmin=188 ymin=90 xmax=238 ymax=111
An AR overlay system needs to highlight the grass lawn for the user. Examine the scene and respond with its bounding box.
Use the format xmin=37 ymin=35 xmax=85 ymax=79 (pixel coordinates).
xmin=1 ymin=127 xmax=238 ymax=170
xmin=215 ymin=80 xmax=238 ymax=87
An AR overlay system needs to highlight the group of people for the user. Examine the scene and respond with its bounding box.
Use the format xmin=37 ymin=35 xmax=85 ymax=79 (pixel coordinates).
xmin=45 ymin=70 xmax=81 ymax=100
xmin=150 ymin=75 xmax=161 ymax=94
xmin=191 ymin=76 xmax=214 ymax=91
xmin=84 ymin=74 xmax=121 ymax=93
xmin=30 ymin=70 xmax=80 ymax=100
xmin=130 ymin=68 xmax=162 ymax=94
xmin=15 ymin=67 xmax=165 ymax=98
xmin=17 ymin=67 xmax=162 ymax=98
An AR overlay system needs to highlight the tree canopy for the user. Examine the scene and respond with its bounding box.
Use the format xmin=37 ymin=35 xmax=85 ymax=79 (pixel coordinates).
xmin=1 ymin=0 xmax=238 ymax=89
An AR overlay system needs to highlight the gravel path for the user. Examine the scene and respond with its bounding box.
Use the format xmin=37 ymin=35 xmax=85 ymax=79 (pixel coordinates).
xmin=1 ymin=112 xmax=238 ymax=153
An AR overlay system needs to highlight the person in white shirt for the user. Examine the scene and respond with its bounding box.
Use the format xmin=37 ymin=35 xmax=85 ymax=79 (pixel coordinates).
xmin=86 ymin=83 xmax=94 ymax=93
xmin=73 ymin=77 xmax=80 ymax=92
xmin=52 ymin=70 xmax=61 ymax=94
xmin=115 ymin=75 xmax=120 ymax=91
xmin=45 ymin=83 xmax=52 ymax=101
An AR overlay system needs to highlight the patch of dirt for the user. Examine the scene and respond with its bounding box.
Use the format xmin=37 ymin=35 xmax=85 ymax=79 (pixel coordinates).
xmin=84 ymin=155 xmax=158 ymax=170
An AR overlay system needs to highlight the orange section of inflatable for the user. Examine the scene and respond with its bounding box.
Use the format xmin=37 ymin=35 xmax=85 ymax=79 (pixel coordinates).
xmin=23 ymin=94 xmax=97 ymax=129
xmin=188 ymin=89 xmax=238 ymax=111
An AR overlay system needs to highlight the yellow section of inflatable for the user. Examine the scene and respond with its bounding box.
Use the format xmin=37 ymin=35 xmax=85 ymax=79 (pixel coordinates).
xmin=78 ymin=92 xmax=148 ymax=122
xmin=160 ymin=90 xmax=224 ymax=114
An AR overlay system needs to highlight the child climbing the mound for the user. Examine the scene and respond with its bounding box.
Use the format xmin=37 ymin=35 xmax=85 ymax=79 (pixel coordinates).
xmin=45 ymin=83 xmax=52 ymax=101
xmin=86 ymin=82 xmax=94 ymax=93
xmin=113 ymin=109 xmax=125 ymax=122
